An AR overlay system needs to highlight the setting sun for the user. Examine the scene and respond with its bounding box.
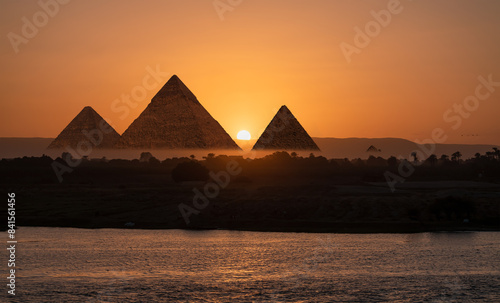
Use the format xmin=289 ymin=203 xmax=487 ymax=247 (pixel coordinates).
xmin=237 ymin=130 xmax=251 ymax=140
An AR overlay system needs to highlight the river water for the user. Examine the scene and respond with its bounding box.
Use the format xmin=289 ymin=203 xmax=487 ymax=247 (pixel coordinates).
xmin=3 ymin=228 xmax=500 ymax=302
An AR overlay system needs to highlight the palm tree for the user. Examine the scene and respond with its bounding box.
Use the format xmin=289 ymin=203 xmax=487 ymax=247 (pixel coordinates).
xmin=411 ymin=151 xmax=418 ymax=163
xmin=493 ymin=147 xmax=500 ymax=160
xmin=451 ymin=151 xmax=462 ymax=162
xmin=203 ymin=153 xmax=215 ymax=160
xmin=426 ymin=154 xmax=438 ymax=166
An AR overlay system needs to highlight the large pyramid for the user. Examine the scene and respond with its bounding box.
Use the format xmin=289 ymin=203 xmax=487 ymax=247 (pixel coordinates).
xmin=253 ymin=105 xmax=320 ymax=151
xmin=118 ymin=75 xmax=240 ymax=149
xmin=48 ymin=106 xmax=121 ymax=149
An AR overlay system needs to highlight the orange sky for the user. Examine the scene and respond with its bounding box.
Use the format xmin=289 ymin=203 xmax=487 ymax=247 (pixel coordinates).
xmin=1 ymin=0 xmax=499 ymax=145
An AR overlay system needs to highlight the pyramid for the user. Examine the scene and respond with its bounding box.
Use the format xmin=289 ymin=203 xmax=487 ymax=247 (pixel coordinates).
xmin=253 ymin=105 xmax=319 ymax=151
xmin=367 ymin=145 xmax=381 ymax=152
xmin=48 ymin=106 xmax=120 ymax=149
xmin=118 ymin=75 xmax=240 ymax=149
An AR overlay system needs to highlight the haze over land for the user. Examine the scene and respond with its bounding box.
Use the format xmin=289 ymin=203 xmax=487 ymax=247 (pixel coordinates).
xmin=0 ymin=137 xmax=497 ymax=161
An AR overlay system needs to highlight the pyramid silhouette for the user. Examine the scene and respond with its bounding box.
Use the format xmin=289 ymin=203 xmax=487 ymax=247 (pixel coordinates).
xmin=253 ymin=105 xmax=319 ymax=151
xmin=118 ymin=75 xmax=240 ymax=149
xmin=48 ymin=106 xmax=120 ymax=149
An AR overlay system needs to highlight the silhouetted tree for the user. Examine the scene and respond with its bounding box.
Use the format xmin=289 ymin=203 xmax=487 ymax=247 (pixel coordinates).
xmin=352 ymin=158 xmax=365 ymax=168
xmin=366 ymin=155 xmax=376 ymax=166
xmin=140 ymin=152 xmax=153 ymax=162
xmin=339 ymin=158 xmax=353 ymax=169
xmin=265 ymin=151 xmax=292 ymax=162
xmin=387 ymin=156 xmax=398 ymax=168
xmin=493 ymin=147 xmax=500 ymax=160
xmin=411 ymin=151 xmax=418 ymax=163
xmin=367 ymin=155 xmax=386 ymax=166
xmin=61 ymin=152 xmax=75 ymax=165
xmin=426 ymin=154 xmax=438 ymax=166
xmin=203 ymin=153 xmax=215 ymax=160
xmin=451 ymin=151 xmax=462 ymax=163
xmin=149 ymin=157 xmax=160 ymax=165
xmin=439 ymin=154 xmax=450 ymax=165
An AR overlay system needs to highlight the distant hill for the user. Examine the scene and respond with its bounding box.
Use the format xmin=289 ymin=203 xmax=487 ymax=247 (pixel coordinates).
xmin=313 ymin=137 xmax=499 ymax=160
xmin=0 ymin=138 xmax=54 ymax=158
xmin=0 ymin=137 xmax=498 ymax=160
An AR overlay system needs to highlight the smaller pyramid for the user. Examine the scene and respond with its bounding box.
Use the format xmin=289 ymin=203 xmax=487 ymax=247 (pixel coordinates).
xmin=48 ymin=106 xmax=120 ymax=149
xmin=253 ymin=105 xmax=320 ymax=151
xmin=366 ymin=145 xmax=381 ymax=153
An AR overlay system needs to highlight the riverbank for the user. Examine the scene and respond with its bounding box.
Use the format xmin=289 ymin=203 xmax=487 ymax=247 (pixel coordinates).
xmin=12 ymin=180 xmax=500 ymax=233
xmin=3 ymin=154 xmax=499 ymax=234
xmin=16 ymin=221 xmax=500 ymax=234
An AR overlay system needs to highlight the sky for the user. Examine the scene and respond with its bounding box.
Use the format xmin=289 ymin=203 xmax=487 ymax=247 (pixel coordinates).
xmin=1 ymin=0 xmax=499 ymax=145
